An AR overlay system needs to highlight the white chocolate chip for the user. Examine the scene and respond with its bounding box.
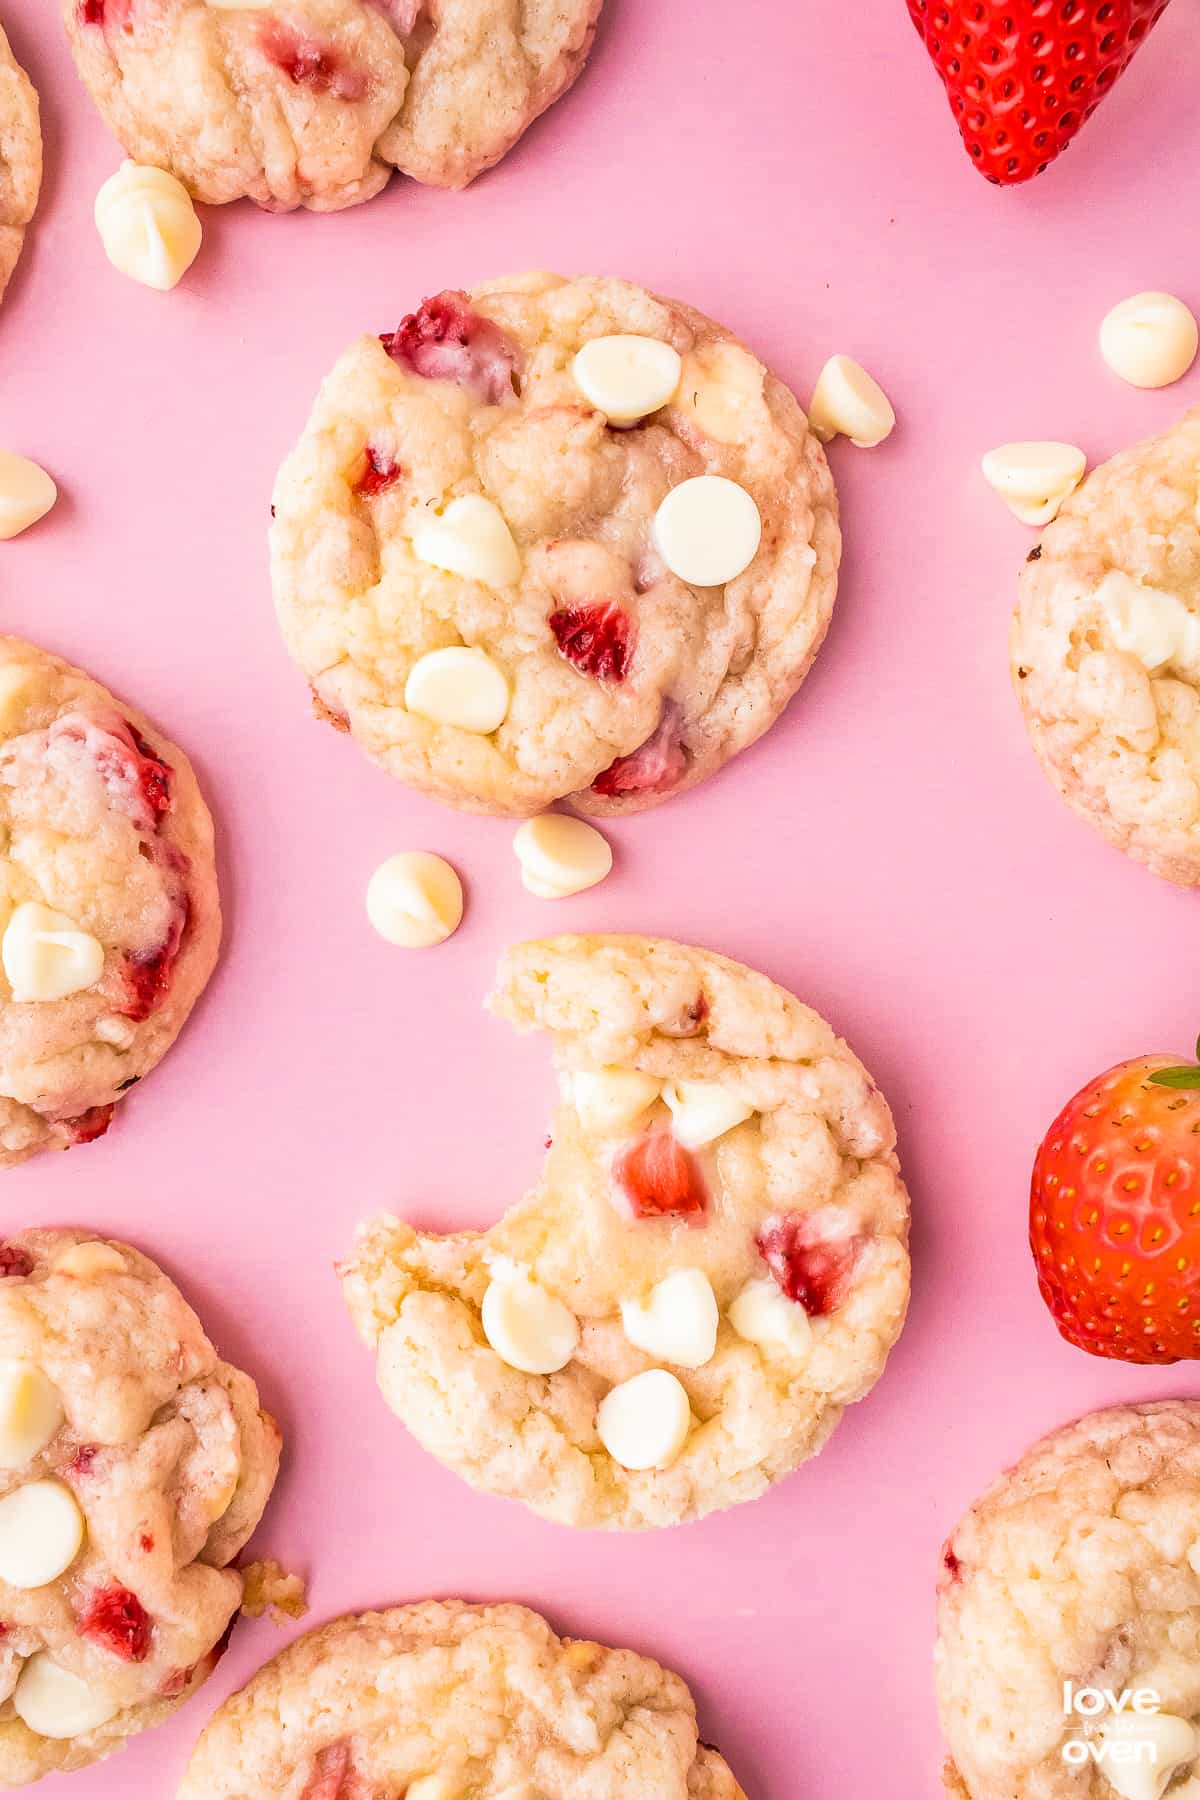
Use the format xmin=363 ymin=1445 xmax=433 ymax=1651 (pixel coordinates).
xmin=0 ymin=453 xmax=57 ymax=542
xmin=1100 ymin=291 xmax=1199 ymax=388
xmin=95 ymin=162 xmax=202 ymax=293
xmin=405 ymin=1777 xmax=461 ymax=1800
xmin=728 ymin=1277 xmax=812 ymax=1357
xmin=676 ymin=343 xmax=767 ymax=443
xmin=94 ymin=1015 xmax=137 ymax=1049
xmin=2 ymin=903 xmax=105 ymax=1003
xmin=661 ymin=1080 xmax=753 ymax=1150
xmin=980 ymin=441 xmax=1086 ymax=527
xmin=807 ymin=354 xmax=896 ymax=448
xmin=481 ymin=1272 xmax=579 ymax=1375
xmin=53 ymin=1242 xmax=125 ymax=1279
xmin=571 ymin=1067 xmax=662 ymax=1135
xmin=0 ymin=1481 xmax=85 ymax=1588
xmin=13 ymin=1655 xmax=119 ymax=1739
xmin=1096 ymin=569 xmax=1200 ymax=677
xmin=411 ymin=495 xmax=521 ymax=588
xmin=404 ymin=647 xmax=510 ymax=734
xmin=652 ymin=476 xmax=762 ymax=587
xmin=513 ymin=815 xmax=612 ymax=899
xmin=596 ymin=1368 xmax=692 ymax=1471
xmin=571 ymin=334 xmax=682 ymax=425
xmin=620 ymin=1269 xmax=719 ymax=1369
xmin=1097 ymin=1712 xmax=1198 ymax=1800
xmin=365 ymin=852 xmax=463 ymax=949
xmin=0 ymin=1362 xmax=65 ymax=1467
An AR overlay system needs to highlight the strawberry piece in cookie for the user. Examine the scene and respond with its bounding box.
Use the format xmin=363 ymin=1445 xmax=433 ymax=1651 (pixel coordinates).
xmin=259 ymin=22 xmax=368 ymax=102
xmin=382 ymin=291 xmax=521 ymax=405
xmin=300 ymin=1741 xmax=366 ymax=1800
xmin=756 ymin=1212 xmax=862 ymax=1316
xmin=615 ymin=1131 xmax=707 ymax=1221
xmin=60 ymin=1103 xmax=116 ymax=1146
xmin=120 ymin=898 xmax=189 ymax=1022
xmin=0 ymin=1244 xmax=32 ymax=1278
xmin=592 ymin=706 xmax=688 ymax=800
xmin=549 ymin=601 xmax=633 ymax=682
xmin=355 ymin=447 xmax=402 ymax=497
xmin=78 ymin=1585 xmax=153 ymax=1663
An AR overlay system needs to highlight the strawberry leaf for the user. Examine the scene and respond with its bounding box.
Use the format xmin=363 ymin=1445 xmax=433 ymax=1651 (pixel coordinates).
xmin=1148 ymin=1067 xmax=1200 ymax=1089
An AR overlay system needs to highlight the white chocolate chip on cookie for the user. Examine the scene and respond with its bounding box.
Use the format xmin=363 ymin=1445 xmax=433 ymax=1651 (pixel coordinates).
xmin=411 ymin=496 xmax=521 ymax=589
xmin=1097 ymin=1712 xmax=1198 ymax=1800
xmin=597 ymin=1368 xmax=692 ymax=1470
xmin=662 ymin=1079 xmax=753 ymax=1150
xmin=54 ymin=1241 xmax=126 ymax=1278
xmin=0 ymin=1361 xmax=65 ymax=1467
xmin=513 ymin=815 xmax=612 ymax=899
xmin=571 ymin=1067 xmax=661 ymax=1134
xmin=807 ymin=354 xmax=896 ymax=448
xmin=981 ymin=441 xmax=1086 ymax=527
xmin=1100 ymin=291 xmax=1198 ymax=389
xmin=366 ymin=852 xmax=464 ymax=949
xmin=1096 ymin=569 xmax=1200 ymax=675
xmin=572 ymin=335 xmax=682 ymax=425
xmin=406 ymin=1777 xmax=462 ymax=1800
xmin=0 ymin=453 xmax=57 ymax=541
xmin=2 ymin=903 xmax=105 ymax=1003
xmin=481 ymin=1271 xmax=578 ymax=1374
xmin=95 ymin=162 xmax=202 ymax=292
xmin=404 ymin=647 xmax=510 ymax=734
xmin=728 ymin=1277 xmax=812 ymax=1357
xmin=0 ymin=1480 xmax=85 ymax=1588
xmin=13 ymin=1654 xmax=119 ymax=1739
xmin=653 ymin=476 xmax=761 ymax=587
xmin=620 ymin=1269 xmax=719 ymax=1369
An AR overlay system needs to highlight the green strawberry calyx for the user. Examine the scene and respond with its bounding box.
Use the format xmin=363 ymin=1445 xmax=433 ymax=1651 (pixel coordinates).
xmin=1149 ymin=1038 xmax=1200 ymax=1089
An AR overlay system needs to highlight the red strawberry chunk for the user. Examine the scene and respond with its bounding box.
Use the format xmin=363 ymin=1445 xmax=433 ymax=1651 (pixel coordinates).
xmin=756 ymin=1213 xmax=862 ymax=1317
xmin=66 ymin=1445 xmax=97 ymax=1477
xmin=0 ymin=1245 xmax=32 ymax=1278
xmin=592 ymin=705 xmax=687 ymax=799
xmin=549 ymin=602 xmax=633 ymax=682
xmin=61 ymin=1104 xmax=115 ymax=1146
xmin=381 ymin=292 xmax=520 ymax=406
xmin=120 ymin=897 xmax=188 ymax=1022
xmin=615 ymin=1132 xmax=707 ymax=1221
xmin=78 ymin=1586 xmax=152 ymax=1662
xmin=354 ymin=447 xmax=402 ymax=497
xmin=260 ymin=22 xmax=368 ymax=100
xmin=301 ymin=1741 xmax=371 ymax=1800
xmin=49 ymin=714 xmax=173 ymax=833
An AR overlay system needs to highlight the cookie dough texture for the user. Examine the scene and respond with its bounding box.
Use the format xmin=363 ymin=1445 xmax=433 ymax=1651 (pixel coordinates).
xmin=273 ymin=272 xmax=839 ymax=817
xmin=341 ymin=935 xmax=910 ymax=1530
xmin=936 ymin=1401 xmax=1200 ymax=1800
xmin=0 ymin=23 xmax=40 ymax=303
xmin=63 ymin=0 xmax=601 ymax=211
xmin=1013 ymin=408 xmax=1200 ymax=883
xmin=0 ymin=1228 xmax=281 ymax=1786
xmin=0 ymin=637 xmax=220 ymax=1166
xmin=177 ymin=1600 xmax=744 ymax=1799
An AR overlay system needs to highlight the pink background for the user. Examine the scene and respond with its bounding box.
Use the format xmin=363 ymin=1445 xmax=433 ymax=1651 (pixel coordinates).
xmin=3 ymin=1 xmax=1200 ymax=1793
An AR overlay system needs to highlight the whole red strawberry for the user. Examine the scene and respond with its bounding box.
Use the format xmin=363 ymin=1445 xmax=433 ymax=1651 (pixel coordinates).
xmin=907 ymin=0 xmax=1171 ymax=185
xmin=1030 ymin=1045 xmax=1200 ymax=1362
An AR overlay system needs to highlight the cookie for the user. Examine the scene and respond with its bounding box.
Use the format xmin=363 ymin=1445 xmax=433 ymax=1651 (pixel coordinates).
xmin=63 ymin=0 xmax=601 ymax=212
xmin=0 ymin=23 xmax=41 ymax=304
xmin=937 ymin=1401 xmax=1200 ymax=1800
xmin=0 ymin=1228 xmax=281 ymax=1786
xmin=177 ymin=1599 xmax=744 ymax=1799
xmin=1013 ymin=409 xmax=1200 ymax=884
xmin=272 ymin=272 xmax=839 ymax=817
xmin=341 ymin=935 xmax=910 ymax=1530
xmin=0 ymin=636 xmax=221 ymax=1167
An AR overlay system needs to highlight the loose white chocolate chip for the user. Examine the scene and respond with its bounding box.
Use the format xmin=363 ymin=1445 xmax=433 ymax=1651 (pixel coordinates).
xmin=597 ymin=1368 xmax=692 ymax=1471
xmin=677 ymin=342 xmax=767 ymax=443
xmin=0 ymin=1481 xmax=85 ymax=1588
xmin=2 ymin=903 xmax=105 ymax=1003
xmin=54 ymin=1242 xmax=125 ymax=1279
xmin=481 ymin=1272 xmax=579 ymax=1375
xmin=661 ymin=1079 xmax=754 ymax=1151
xmin=404 ymin=646 xmax=510 ymax=734
xmin=13 ymin=1655 xmax=119 ymax=1739
xmin=980 ymin=441 xmax=1086 ymax=527
xmin=95 ymin=162 xmax=202 ymax=292
xmin=411 ymin=495 xmax=521 ymax=588
xmin=365 ymin=852 xmax=463 ymax=949
xmin=0 ymin=453 xmax=57 ymax=541
xmin=1097 ymin=569 xmax=1200 ymax=676
xmin=620 ymin=1269 xmax=719 ymax=1369
xmin=1097 ymin=1712 xmax=1198 ymax=1800
xmin=728 ymin=1277 xmax=812 ymax=1357
xmin=571 ymin=1067 xmax=662 ymax=1135
xmin=653 ymin=476 xmax=761 ymax=587
xmin=1100 ymin=291 xmax=1199 ymax=388
xmin=0 ymin=1361 xmax=65 ymax=1467
xmin=807 ymin=354 xmax=896 ymax=448
xmin=571 ymin=334 xmax=682 ymax=425
xmin=513 ymin=815 xmax=612 ymax=899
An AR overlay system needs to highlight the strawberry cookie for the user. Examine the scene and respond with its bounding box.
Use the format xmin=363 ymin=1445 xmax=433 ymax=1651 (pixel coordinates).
xmin=0 ymin=22 xmax=40 ymax=304
xmin=0 ymin=1227 xmax=281 ymax=1786
xmin=938 ymin=1401 xmax=1200 ymax=1800
xmin=1013 ymin=409 xmax=1200 ymax=885
xmin=63 ymin=0 xmax=600 ymax=212
xmin=0 ymin=637 xmax=220 ymax=1166
xmin=271 ymin=272 xmax=840 ymax=817
xmin=340 ymin=935 xmax=910 ymax=1530
xmin=178 ymin=1600 xmax=744 ymax=1799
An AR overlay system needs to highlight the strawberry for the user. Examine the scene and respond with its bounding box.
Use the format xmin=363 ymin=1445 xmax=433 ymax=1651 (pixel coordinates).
xmin=549 ymin=602 xmax=633 ymax=682
xmin=60 ymin=1104 xmax=115 ymax=1146
xmin=78 ymin=1585 xmax=152 ymax=1661
xmin=756 ymin=1212 xmax=863 ymax=1316
xmin=120 ymin=897 xmax=189 ymax=1022
xmin=258 ymin=22 xmax=368 ymax=101
xmin=300 ymin=1742 xmax=372 ymax=1800
xmin=907 ymin=0 xmax=1171 ymax=185
xmin=0 ymin=1245 xmax=31 ymax=1278
xmin=1029 ymin=1045 xmax=1200 ymax=1362
xmin=614 ymin=1132 xmax=708 ymax=1220
xmin=354 ymin=447 xmax=402 ymax=497
xmin=591 ymin=705 xmax=688 ymax=800
xmin=381 ymin=293 xmax=520 ymax=407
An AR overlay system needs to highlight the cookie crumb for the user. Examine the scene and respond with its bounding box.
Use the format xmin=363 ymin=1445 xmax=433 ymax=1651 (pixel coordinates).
xmin=240 ymin=1559 xmax=308 ymax=1626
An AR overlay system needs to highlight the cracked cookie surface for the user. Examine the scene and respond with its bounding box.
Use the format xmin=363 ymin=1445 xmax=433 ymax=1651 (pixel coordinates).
xmin=0 ymin=23 xmax=40 ymax=304
xmin=177 ymin=1599 xmax=744 ymax=1799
